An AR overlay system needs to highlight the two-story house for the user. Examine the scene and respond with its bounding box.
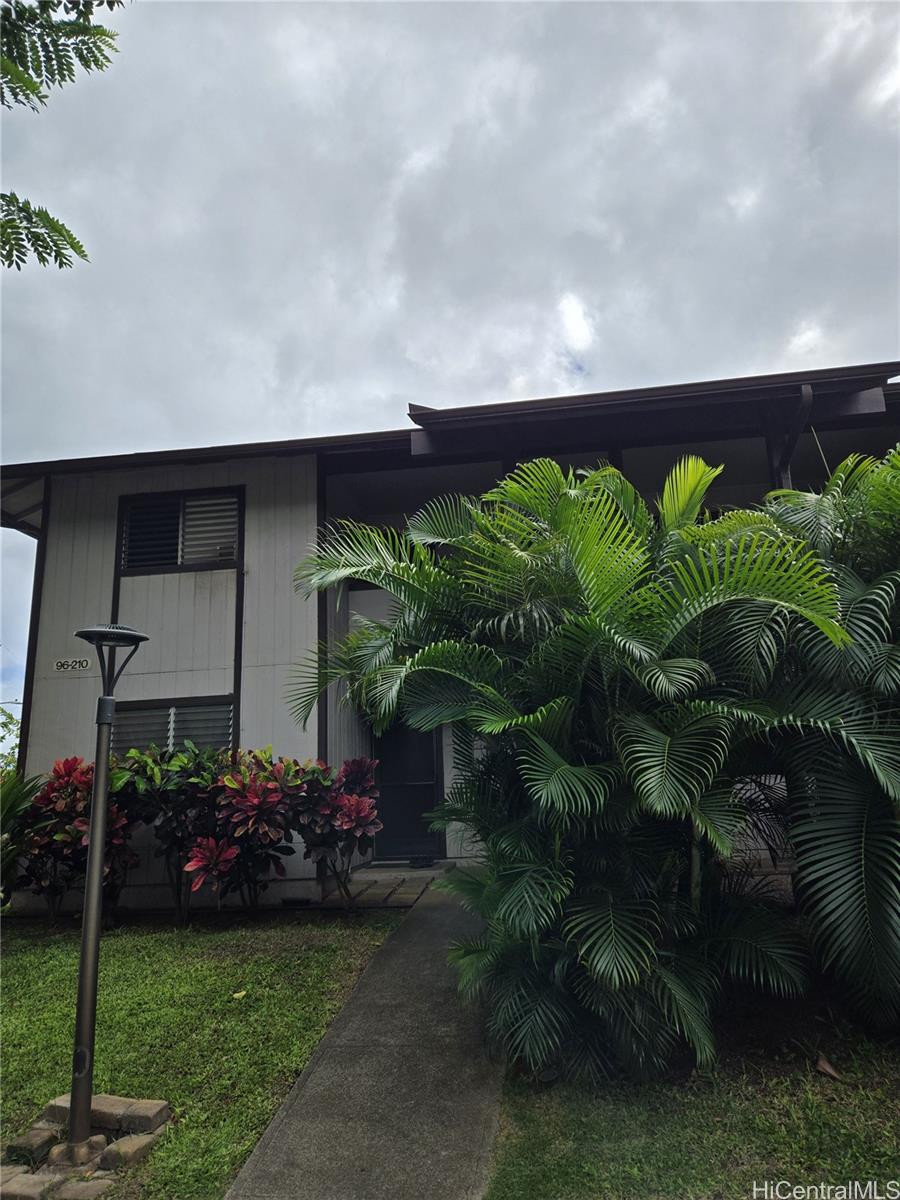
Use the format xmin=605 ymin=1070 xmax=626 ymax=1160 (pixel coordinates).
xmin=3 ymin=360 xmax=897 ymax=905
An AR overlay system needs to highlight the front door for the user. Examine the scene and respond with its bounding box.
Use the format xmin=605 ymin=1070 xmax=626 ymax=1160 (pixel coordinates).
xmin=372 ymin=725 xmax=444 ymax=861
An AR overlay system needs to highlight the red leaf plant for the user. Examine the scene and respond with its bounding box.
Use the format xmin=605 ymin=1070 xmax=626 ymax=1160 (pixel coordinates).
xmin=183 ymin=752 xmax=384 ymax=909
xmin=184 ymin=749 xmax=308 ymax=909
xmin=17 ymin=756 xmax=139 ymax=921
xmin=184 ymin=836 xmax=239 ymax=893
xmin=333 ymin=793 xmax=382 ymax=838
xmin=293 ymin=757 xmax=382 ymax=905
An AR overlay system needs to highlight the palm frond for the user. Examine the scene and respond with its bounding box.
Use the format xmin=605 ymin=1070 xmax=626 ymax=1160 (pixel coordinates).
xmin=616 ymin=712 xmax=732 ymax=817
xmin=657 ymin=456 xmax=724 ymax=532
xmin=691 ymin=779 xmax=747 ymax=857
xmin=653 ymin=533 xmax=849 ymax=649
xmin=407 ymin=494 xmax=478 ymax=545
xmin=790 ymin=764 xmax=900 ymax=1026
xmin=579 ymin=464 xmax=653 ymax=537
xmin=649 ymin=957 xmax=718 ymax=1068
xmin=562 ymin=894 xmax=660 ymax=989
xmin=518 ymin=733 xmax=622 ymax=824
xmin=631 ymin=657 xmax=716 ymax=701
xmin=494 ymin=858 xmax=575 ymax=937
xmin=552 ymin=487 xmax=650 ymax=618
xmin=706 ymin=902 xmax=807 ymax=997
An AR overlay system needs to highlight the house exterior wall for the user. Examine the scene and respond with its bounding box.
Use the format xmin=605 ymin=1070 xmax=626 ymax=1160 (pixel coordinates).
xmin=14 ymin=403 xmax=898 ymax=909
xmin=115 ymin=570 xmax=236 ymax=702
xmin=21 ymin=454 xmax=321 ymax=908
xmin=326 ymin=586 xmax=373 ymax=766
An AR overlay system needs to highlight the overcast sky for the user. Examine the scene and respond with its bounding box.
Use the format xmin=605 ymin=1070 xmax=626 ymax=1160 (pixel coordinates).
xmin=2 ymin=0 xmax=899 ymax=714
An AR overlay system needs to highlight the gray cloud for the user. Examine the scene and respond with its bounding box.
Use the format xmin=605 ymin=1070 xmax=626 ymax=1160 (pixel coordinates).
xmin=2 ymin=0 xmax=899 ymax=703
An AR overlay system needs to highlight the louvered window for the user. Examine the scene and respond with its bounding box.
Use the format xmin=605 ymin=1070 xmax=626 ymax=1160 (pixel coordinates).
xmin=121 ymin=491 xmax=239 ymax=572
xmin=112 ymin=699 xmax=234 ymax=755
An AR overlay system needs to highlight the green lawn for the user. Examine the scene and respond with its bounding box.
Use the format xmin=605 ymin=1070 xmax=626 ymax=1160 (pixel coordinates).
xmin=487 ymin=1004 xmax=900 ymax=1200
xmin=1 ymin=913 xmax=398 ymax=1200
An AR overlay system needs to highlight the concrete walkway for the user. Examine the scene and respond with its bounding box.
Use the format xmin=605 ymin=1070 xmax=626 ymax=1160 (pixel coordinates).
xmin=225 ymin=887 xmax=503 ymax=1200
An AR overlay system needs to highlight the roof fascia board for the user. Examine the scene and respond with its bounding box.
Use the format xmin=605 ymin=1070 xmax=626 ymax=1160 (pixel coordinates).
xmin=408 ymin=362 xmax=900 ymax=428
xmin=1 ymin=427 xmax=411 ymax=480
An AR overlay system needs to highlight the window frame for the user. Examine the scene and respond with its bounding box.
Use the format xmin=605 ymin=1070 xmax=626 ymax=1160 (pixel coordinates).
xmin=117 ymin=486 xmax=243 ymax=577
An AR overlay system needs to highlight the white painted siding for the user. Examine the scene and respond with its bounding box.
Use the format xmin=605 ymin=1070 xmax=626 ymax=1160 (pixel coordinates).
xmin=326 ymin=586 xmax=373 ymax=764
xmin=241 ymin=456 xmax=318 ymax=759
xmin=115 ymin=571 xmax=236 ymax=702
xmin=20 ymin=455 xmax=321 ymax=905
xmin=25 ymin=456 xmax=319 ymax=773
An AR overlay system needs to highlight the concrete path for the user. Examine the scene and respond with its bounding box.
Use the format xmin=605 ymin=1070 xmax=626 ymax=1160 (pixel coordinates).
xmin=315 ymin=865 xmax=438 ymax=909
xmin=225 ymin=888 xmax=503 ymax=1200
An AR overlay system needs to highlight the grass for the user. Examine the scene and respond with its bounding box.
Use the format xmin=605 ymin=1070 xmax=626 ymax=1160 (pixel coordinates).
xmin=1 ymin=912 xmax=399 ymax=1199
xmin=486 ymin=999 xmax=900 ymax=1200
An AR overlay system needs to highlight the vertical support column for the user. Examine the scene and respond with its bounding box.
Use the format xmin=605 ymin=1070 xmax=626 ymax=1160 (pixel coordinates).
xmin=17 ymin=475 xmax=51 ymax=774
xmin=761 ymin=384 xmax=813 ymax=490
xmin=68 ymin=695 xmax=114 ymax=1148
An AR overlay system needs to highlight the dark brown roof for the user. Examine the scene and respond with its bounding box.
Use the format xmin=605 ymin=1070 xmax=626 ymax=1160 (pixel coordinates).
xmin=3 ymin=360 xmax=899 ymax=536
xmin=408 ymin=361 xmax=900 ymax=427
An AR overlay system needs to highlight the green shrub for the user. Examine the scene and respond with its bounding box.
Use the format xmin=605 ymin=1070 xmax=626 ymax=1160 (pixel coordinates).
xmin=16 ymin=756 xmax=137 ymax=920
xmin=110 ymin=741 xmax=225 ymax=921
xmin=0 ymin=769 xmax=43 ymax=903
xmin=292 ymin=451 xmax=900 ymax=1079
xmin=764 ymin=446 xmax=900 ymax=1025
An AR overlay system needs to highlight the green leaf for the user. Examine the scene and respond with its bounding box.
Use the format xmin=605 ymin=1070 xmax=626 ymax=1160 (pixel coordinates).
xmin=772 ymin=683 xmax=900 ymax=802
xmin=1 ymin=191 xmax=88 ymax=269
xmin=494 ymin=859 xmax=575 ymax=936
xmin=407 ymin=494 xmax=478 ymax=545
xmin=791 ymin=765 xmax=900 ymax=1025
xmin=654 ymin=533 xmax=849 ymax=649
xmin=616 ymin=712 xmax=732 ymax=817
xmin=446 ymin=935 xmax=500 ymax=1000
xmin=648 ymin=958 xmax=718 ymax=1068
xmin=484 ymin=457 xmax=574 ymax=521
xmin=707 ymin=903 xmax=807 ymax=998
xmin=470 ymin=695 xmax=573 ymax=743
xmin=579 ymin=463 xmax=653 ymax=537
xmin=691 ymin=780 xmax=747 ymax=857
xmin=657 ymin=456 xmax=724 ymax=532
xmin=489 ymin=970 xmax=575 ymax=1072
xmin=562 ymin=894 xmax=659 ymax=988
xmin=398 ymin=641 xmax=505 ymax=731
xmin=433 ymin=865 xmax=498 ymax=919
xmin=871 ymin=643 xmax=900 ymax=698
xmin=631 ymin=657 xmax=715 ymax=701
xmin=518 ymin=733 xmax=621 ymax=823
xmin=551 ymin=487 xmax=650 ymax=618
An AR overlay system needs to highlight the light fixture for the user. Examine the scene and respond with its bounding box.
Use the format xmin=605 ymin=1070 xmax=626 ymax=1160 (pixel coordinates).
xmin=64 ymin=623 xmax=148 ymax=1157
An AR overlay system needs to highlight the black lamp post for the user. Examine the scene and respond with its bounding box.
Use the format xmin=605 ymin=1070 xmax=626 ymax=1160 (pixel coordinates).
xmin=67 ymin=623 xmax=148 ymax=1156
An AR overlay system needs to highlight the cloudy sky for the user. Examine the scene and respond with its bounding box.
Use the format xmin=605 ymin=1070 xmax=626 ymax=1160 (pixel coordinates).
xmin=2 ymin=0 xmax=898 ymax=712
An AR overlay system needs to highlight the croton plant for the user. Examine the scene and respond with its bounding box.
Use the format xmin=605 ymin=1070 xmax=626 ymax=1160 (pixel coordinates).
xmin=17 ymin=756 xmax=138 ymax=920
xmin=9 ymin=746 xmax=384 ymax=918
xmin=183 ymin=750 xmax=383 ymax=907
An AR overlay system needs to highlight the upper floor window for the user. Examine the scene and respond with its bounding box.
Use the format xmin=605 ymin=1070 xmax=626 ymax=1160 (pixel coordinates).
xmin=120 ymin=489 xmax=240 ymax=573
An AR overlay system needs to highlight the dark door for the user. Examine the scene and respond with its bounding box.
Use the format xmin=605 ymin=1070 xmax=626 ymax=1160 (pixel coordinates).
xmin=373 ymin=725 xmax=444 ymax=861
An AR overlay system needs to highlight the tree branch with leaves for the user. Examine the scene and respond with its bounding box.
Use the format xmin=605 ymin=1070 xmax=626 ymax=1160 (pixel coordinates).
xmin=1 ymin=0 xmax=122 ymax=269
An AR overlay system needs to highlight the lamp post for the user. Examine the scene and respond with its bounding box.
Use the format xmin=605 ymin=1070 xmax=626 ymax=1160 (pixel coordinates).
xmin=66 ymin=623 xmax=148 ymax=1157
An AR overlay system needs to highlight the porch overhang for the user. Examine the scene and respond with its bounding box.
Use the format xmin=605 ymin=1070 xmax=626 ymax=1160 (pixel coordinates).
xmin=407 ymin=361 xmax=900 ymax=485
xmin=1 ymin=473 xmax=47 ymax=538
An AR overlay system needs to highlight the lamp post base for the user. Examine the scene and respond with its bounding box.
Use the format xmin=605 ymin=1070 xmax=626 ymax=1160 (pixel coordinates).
xmin=46 ymin=1134 xmax=107 ymax=1167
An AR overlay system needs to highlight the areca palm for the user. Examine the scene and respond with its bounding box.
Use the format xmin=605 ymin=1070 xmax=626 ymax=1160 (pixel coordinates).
xmin=291 ymin=453 xmax=897 ymax=1077
xmin=763 ymin=446 xmax=900 ymax=1027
